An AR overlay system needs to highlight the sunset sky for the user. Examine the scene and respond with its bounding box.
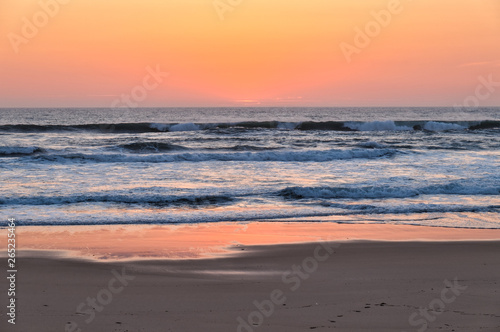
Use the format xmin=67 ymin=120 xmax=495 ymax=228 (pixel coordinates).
xmin=1 ymin=0 xmax=499 ymax=107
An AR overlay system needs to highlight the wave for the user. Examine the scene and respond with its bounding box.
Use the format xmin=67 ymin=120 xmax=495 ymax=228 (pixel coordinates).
xmin=227 ymin=145 xmax=281 ymax=151
xmin=34 ymin=148 xmax=398 ymax=163
xmin=4 ymin=202 xmax=499 ymax=227
xmin=118 ymin=142 xmax=188 ymax=152
xmin=423 ymin=122 xmax=466 ymax=131
xmin=356 ymin=141 xmax=387 ymax=149
xmin=0 ymin=193 xmax=234 ymax=206
xmin=345 ymin=121 xmax=413 ymax=131
xmin=1 ymin=120 xmax=498 ymax=133
xmin=0 ymin=146 xmax=44 ymax=157
xmin=151 ymin=122 xmax=201 ymax=132
xmin=117 ymin=142 xmax=279 ymax=153
xmin=0 ymin=123 xmax=155 ymax=133
xmin=322 ymin=202 xmax=500 ymax=215
xmin=469 ymin=120 xmax=500 ymax=130
xmin=279 ymin=182 xmax=500 ymax=199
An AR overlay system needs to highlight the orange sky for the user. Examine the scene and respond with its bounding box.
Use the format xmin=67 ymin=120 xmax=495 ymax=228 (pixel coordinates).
xmin=0 ymin=0 xmax=499 ymax=107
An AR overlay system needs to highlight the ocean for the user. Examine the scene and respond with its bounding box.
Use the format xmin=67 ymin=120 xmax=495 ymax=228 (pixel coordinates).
xmin=1 ymin=107 xmax=499 ymax=228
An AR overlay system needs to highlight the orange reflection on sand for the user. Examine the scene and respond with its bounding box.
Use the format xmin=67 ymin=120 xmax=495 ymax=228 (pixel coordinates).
xmin=4 ymin=222 xmax=500 ymax=261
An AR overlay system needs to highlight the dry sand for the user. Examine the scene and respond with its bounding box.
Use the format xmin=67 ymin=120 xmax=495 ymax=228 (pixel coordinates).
xmin=1 ymin=224 xmax=500 ymax=331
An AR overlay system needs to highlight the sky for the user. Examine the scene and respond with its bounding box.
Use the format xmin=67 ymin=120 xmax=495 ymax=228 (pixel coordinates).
xmin=0 ymin=0 xmax=499 ymax=107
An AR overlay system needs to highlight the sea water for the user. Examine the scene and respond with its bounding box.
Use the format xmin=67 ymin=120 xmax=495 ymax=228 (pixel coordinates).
xmin=1 ymin=107 xmax=499 ymax=228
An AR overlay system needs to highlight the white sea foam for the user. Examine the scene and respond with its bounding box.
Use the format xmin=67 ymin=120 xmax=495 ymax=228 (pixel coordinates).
xmin=277 ymin=122 xmax=300 ymax=130
xmin=6 ymin=202 xmax=500 ymax=228
xmin=149 ymin=123 xmax=201 ymax=132
xmin=149 ymin=123 xmax=169 ymax=131
xmin=169 ymin=123 xmax=201 ymax=132
xmin=423 ymin=121 xmax=466 ymax=131
xmin=345 ymin=121 xmax=413 ymax=131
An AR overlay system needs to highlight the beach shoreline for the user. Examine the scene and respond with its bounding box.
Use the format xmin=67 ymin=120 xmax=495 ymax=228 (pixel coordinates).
xmin=1 ymin=223 xmax=500 ymax=331
xmin=4 ymin=222 xmax=500 ymax=261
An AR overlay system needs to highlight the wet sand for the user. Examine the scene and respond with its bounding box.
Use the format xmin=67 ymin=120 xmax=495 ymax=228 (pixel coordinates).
xmin=1 ymin=223 xmax=500 ymax=331
xmin=8 ymin=222 xmax=500 ymax=260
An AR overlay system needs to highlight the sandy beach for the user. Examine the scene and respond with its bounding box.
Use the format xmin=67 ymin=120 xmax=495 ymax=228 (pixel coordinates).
xmin=1 ymin=223 xmax=500 ymax=332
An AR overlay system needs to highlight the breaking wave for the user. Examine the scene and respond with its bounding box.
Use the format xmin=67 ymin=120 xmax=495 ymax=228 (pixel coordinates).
xmin=0 ymin=193 xmax=234 ymax=206
xmin=0 ymin=146 xmax=44 ymax=157
xmin=1 ymin=120 xmax=498 ymax=133
xmin=34 ymin=148 xmax=398 ymax=163
xmin=279 ymin=182 xmax=500 ymax=199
